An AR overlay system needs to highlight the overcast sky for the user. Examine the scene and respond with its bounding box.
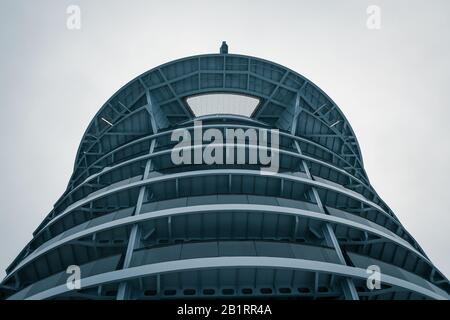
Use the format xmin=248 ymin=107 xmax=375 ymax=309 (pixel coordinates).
xmin=0 ymin=0 xmax=449 ymax=279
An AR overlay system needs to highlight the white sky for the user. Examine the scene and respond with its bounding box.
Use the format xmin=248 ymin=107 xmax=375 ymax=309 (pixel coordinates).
xmin=0 ymin=0 xmax=449 ymax=279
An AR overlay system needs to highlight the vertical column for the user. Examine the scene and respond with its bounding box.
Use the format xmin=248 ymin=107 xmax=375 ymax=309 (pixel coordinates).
xmin=116 ymin=92 xmax=159 ymax=300
xmin=290 ymin=93 xmax=358 ymax=300
xmin=293 ymin=140 xmax=359 ymax=300
xmin=116 ymin=140 xmax=155 ymax=300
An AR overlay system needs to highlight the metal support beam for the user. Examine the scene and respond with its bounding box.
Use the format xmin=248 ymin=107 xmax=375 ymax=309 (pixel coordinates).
xmin=116 ymin=128 xmax=157 ymax=299
xmin=293 ymin=139 xmax=359 ymax=300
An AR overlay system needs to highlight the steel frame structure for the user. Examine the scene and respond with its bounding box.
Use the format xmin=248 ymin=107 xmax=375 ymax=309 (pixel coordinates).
xmin=1 ymin=45 xmax=448 ymax=300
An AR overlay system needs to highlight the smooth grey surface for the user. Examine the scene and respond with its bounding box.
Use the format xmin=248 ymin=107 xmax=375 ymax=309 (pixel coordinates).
xmin=0 ymin=0 xmax=449 ymax=278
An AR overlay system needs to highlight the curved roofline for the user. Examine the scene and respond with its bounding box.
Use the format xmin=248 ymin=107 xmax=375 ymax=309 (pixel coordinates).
xmin=73 ymin=52 xmax=365 ymax=174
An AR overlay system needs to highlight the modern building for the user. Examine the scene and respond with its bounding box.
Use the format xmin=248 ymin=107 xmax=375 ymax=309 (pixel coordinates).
xmin=1 ymin=43 xmax=448 ymax=300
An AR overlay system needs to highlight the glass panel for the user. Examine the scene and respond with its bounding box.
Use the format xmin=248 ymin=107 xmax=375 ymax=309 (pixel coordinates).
xmin=186 ymin=93 xmax=260 ymax=117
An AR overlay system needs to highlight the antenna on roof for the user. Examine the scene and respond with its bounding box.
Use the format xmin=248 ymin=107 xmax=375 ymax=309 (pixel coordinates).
xmin=220 ymin=41 xmax=228 ymax=54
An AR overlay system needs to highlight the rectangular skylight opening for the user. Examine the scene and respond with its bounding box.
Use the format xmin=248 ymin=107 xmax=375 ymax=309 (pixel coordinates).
xmin=186 ymin=93 xmax=260 ymax=117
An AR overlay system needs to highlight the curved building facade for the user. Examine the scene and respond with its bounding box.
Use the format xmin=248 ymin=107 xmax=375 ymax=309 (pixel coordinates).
xmin=1 ymin=44 xmax=449 ymax=300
